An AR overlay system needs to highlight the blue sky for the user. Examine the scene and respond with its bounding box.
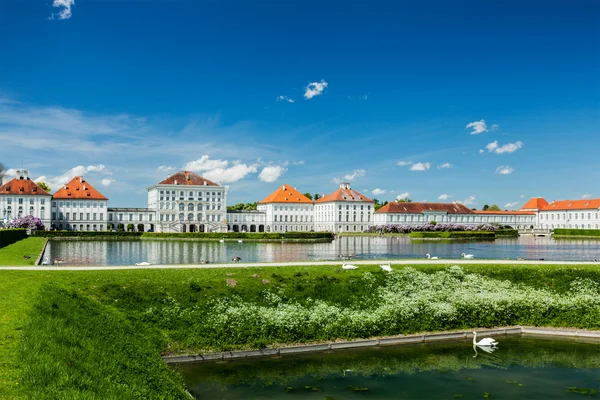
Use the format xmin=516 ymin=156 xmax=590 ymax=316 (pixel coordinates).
xmin=0 ymin=0 xmax=598 ymax=208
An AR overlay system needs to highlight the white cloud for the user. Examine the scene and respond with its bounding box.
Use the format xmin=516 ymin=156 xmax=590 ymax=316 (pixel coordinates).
xmin=101 ymin=178 xmax=115 ymax=186
xmin=520 ymin=194 xmax=525 ymax=198
xmin=344 ymin=169 xmax=366 ymax=181
xmin=203 ymin=163 xmax=258 ymax=183
xmin=410 ymin=162 xmax=430 ymax=171
xmin=582 ymin=193 xmax=593 ymax=199
xmin=491 ymin=124 xmax=500 ymax=131
xmin=185 ymin=155 xmax=229 ymax=172
xmin=4 ymin=168 xmax=20 ymax=178
xmin=396 ymin=192 xmax=411 ymax=201
xmin=485 ymin=140 xmax=523 ymax=154
xmin=438 ymin=163 xmax=453 ymax=169
xmin=438 ymin=193 xmax=451 ymax=200
xmin=277 ymin=95 xmax=295 ymax=103
xmin=496 ymin=166 xmax=514 ymax=175
xmin=372 ymin=188 xmax=386 ymax=196
xmin=258 ymin=165 xmax=287 ymax=183
xmin=157 ymin=165 xmax=176 ymax=173
xmin=304 ymin=80 xmax=328 ymax=99
xmin=465 ymin=119 xmax=488 ymax=135
xmin=463 ymin=196 xmax=477 ymax=205
xmin=505 ymin=201 xmax=519 ymax=208
xmin=292 ymin=160 xmax=305 ymax=165
xmin=50 ymin=0 xmax=74 ymax=20
xmin=34 ymin=164 xmax=112 ymax=190
xmin=479 ymin=149 xmax=485 ymax=154
xmin=397 ymin=161 xmax=412 ymax=166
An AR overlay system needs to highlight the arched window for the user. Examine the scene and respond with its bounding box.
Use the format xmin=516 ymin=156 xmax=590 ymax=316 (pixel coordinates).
xmin=179 ymin=203 xmax=184 ymax=211
xmin=188 ymin=213 xmax=193 ymax=221
xmin=188 ymin=203 xmax=194 ymax=211
xmin=179 ymin=213 xmax=184 ymax=221
xmin=197 ymin=213 xmax=202 ymax=221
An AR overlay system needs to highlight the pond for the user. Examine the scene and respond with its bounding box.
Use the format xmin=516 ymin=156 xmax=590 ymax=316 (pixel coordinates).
xmin=43 ymin=236 xmax=600 ymax=265
xmin=174 ymin=336 xmax=600 ymax=400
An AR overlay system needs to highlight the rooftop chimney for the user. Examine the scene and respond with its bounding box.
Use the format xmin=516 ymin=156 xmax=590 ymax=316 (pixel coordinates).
xmin=16 ymin=170 xmax=21 ymax=179
xmin=340 ymin=182 xmax=350 ymax=190
xmin=174 ymin=180 xmax=178 ymax=185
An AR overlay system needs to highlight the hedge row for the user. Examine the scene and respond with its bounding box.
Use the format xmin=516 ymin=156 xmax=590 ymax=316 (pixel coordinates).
xmin=32 ymin=231 xmax=335 ymax=240
xmin=0 ymin=228 xmax=28 ymax=248
xmin=495 ymin=229 xmax=519 ymax=237
xmin=409 ymin=231 xmax=496 ymax=239
xmin=141 ymin=231 xmax=334 ymax=240
xmin=34 ymin=231 xmax=143 ymax=238
xmin=554 ymin=228 xmax=600 ymax=237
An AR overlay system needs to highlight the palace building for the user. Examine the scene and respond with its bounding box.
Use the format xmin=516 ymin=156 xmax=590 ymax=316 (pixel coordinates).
xmin=314 ymin=183 xmax=374 ymax=233
xmin=256 ymin=184 xmax=313 ymax=232
xmin=0 ymin=170 xmax=52 ymax=228
xmin=51 ymin=176 xmax=108 ymax=231
xmin=147 ymin=171 xmax=228 ymax=233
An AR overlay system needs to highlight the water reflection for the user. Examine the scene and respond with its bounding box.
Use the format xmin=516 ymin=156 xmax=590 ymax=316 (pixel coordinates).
xmin=174 ymin=337 xmax=600 ymax=400
xmin=44 ymin=236 xmax=600 ymax=266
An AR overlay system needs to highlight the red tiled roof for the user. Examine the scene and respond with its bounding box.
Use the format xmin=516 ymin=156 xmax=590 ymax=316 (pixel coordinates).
xmin=520 ymin=197 xmax=549 ymax=210
xmin=159 ymin=171 xmax=218 ymax=186
xmin=376 ymin=202 xmax=475 ymax=214
xmin=258 ymin=184 xmax=312 ymax=204
xmin=473 ymin=210 xmax=535 ymax=215
xmin=316 ymin=187 xmax=373 ymax=203
xmin=541 ymin=199 xmax=600 ymax=211
xmin=52 ymin=176 xmax=108 ymax=200
xmin=0 ymin=177 xmax=50 ymax=196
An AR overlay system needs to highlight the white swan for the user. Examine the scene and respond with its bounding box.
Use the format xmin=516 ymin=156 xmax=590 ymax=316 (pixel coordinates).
xmin=462 ymin=253 xmax=474 ymax=259
xmin=472 ymin=331 xmax=498 ymax=347
xmin=237 ymin=239 xmax=243 ymax=243
xmin=342 ymin=263 xmax=359 ymax=270
xmin=219 ymin=238 xmax=225 ymax=243
xmin=135 ymin=261 xmax=151 ymax=266
xmin=380 ymin=264 xmax=392 ymax=272
xmin=426 ymin=254 xmax=440 ymax=260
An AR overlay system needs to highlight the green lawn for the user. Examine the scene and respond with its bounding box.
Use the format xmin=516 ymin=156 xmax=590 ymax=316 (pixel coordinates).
xmin=0 ymin=238 xmax=47 ymax=266
xmin=1 ymin=263 xmax=599 ymax=398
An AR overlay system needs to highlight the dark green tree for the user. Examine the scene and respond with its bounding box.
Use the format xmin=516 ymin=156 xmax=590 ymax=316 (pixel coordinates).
xmin=37 ymin=181 xmax=51 ymax=193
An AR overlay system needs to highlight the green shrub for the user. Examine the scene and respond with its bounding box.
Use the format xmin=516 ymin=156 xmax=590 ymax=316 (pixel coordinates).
xmin=495 ymin=229 xmax=519 ymax=237
xmin=33 ymin=231 xmax=143 ymax=238
xmin=554 ymin=229 xmax=600 ymax=237
xmin=0 ymin=229 xmax=28 ymax=248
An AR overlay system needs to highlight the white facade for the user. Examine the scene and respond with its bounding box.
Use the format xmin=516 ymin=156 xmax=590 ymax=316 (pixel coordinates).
xmin=107 ymin=208 xmax=155 ymax=231
xmin=257 ymin=202 xmax=314 ymax=232
xmin=52 ymin=199 xmax=108 ymax=231
xmin=147 ymin=171 xmax=228 ymax=233
xmin=538 ymin=209 xmax=600 ymax=230
xmin=226 ymin=210 xmax=267 ymax=232
xmin=0 ymin=184 xmax=52 ymax=228
xmin=314 ymin=183 xmax=374 ymax=233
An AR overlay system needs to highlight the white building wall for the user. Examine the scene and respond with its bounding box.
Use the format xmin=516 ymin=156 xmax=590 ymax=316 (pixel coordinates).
xmin=260 ymin=203 xmax=314 ymax=232
xmin=0 ymin=194 xmax=52 ymax=228
xmin=538 ymin=209 xmax=600 ymax=230
xmin=51 ymin=199 xmax=108 ymax=231
xmin=315 ymin=201 xmax=373 ymax=233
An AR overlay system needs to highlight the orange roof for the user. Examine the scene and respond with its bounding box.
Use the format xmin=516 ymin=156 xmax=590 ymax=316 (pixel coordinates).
xmin=520 ymin=197 xmax=549 ymax=210
xmin=377 ymin=202 xmax=474 ymax=214
xmin=0 ymin=177 xmax=50 ymax=196
xmin=473 ymin=210 xmax=535 ymax=215
xmin=316 ymin=184 xmax=373 ymax=203
xmin=541 ymin=199 xmax=600 ymax=211
xmin=258 ymin=184 xmax=312 ymax=204
xmin=159 ymin=171 xmax=218 ymax=186
xmin=52 ymin=176 xmax=108 ymax=200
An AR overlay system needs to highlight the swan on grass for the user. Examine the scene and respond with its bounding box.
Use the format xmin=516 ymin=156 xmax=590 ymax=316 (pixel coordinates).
xmin=425 ymin=254 xmax=440 ymax=260
xmin=380 ymin=263 xmax=392 ymax=272
xmin=462 ymin=253 xmax=475 ymax=259
xmin=135 ymin=261 xmax=151 ymax=266
xmin=342 ymin=263 xmax=359 ymax=270
xmin=472 ymin=331 xmax=498 ymax=347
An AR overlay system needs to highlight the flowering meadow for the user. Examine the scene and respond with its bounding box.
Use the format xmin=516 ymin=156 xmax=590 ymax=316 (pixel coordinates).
xmin=136 ymin=265 xmax=600 ymax=351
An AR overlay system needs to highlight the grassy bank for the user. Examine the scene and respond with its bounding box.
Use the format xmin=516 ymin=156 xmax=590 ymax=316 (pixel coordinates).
xmin=1 ymin=263 xmax=600 ymax=398
xmin=0 ymin=237 xmax=47 ymax=266
xmin=554 ymin=228 xmax=600 ymax=238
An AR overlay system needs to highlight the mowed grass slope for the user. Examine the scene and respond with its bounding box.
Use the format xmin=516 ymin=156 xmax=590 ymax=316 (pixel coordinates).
xmin=0 ymin=237 xmax=46 ymax=266
xmin=1 ymin=263 xmax=599 ymax=398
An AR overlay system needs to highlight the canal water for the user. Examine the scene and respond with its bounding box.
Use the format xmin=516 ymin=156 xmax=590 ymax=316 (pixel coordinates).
xmin=43 ymin=236 xmax=600 ymax=266
xmin=174 ymin=337 xmax=600 ymax=399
